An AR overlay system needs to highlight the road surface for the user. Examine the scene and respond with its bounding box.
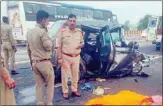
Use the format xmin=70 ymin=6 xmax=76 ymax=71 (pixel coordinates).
xmin=6 ymin=40 xmax=162 ymax=105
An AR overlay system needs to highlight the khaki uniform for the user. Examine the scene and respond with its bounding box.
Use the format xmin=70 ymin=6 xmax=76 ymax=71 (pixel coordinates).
xmin=1 ymin=23 xmax=16 ymax=70
xmin=0 ymin=57 xmax=16 ymax=105
xmin=26 ymin=24 xmax=54 ymax=105
xmin=0 ymin=32 xmax=2 ymax=57
xmin=57 ymin=27 xmax=84 ymax=93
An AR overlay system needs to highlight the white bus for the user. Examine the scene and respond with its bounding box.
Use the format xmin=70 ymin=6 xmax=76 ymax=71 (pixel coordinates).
xmin=7 ymin=1 xmax=114 ymax=44
xmin=7 ymin=1 xmax=62 ymax=44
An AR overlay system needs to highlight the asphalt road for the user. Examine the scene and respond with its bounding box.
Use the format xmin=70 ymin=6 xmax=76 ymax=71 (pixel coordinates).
xmin=9 ymin=40 xmax=162 ymax=105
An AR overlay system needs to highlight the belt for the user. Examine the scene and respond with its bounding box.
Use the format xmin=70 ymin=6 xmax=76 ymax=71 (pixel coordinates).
xmin=32 ymin=59 xmax=50 ymax=63
xmin=63 ymin=53 xmax=80 ymax=57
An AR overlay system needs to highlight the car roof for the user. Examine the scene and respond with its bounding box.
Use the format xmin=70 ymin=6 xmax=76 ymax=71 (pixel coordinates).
xmin=53 ymin=19 xmax=111 ymax=27
xmin=80 ymin=24 xmax=106 ymax=33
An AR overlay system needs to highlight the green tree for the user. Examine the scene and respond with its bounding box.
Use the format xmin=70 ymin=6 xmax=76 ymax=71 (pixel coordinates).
xmin=137 ymin=14 xmax=151 ymax=30
xmin=123 ymin=20 xmax=130 ymax=30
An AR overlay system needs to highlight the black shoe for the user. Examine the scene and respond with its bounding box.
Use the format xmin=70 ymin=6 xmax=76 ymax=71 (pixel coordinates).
xmin=11 ymin=70 xmax=19 ymax=75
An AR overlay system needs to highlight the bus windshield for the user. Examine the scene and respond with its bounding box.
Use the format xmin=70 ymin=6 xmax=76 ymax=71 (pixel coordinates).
xmin=103 ymin=11 xmax=112 ymax=21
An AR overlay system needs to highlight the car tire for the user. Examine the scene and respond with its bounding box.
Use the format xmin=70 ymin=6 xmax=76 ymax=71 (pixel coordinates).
xmin=131 ymin=62 xmax=142 ymax=76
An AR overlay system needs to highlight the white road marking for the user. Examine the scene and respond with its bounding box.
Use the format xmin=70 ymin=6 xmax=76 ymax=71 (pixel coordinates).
xmin=1 ymin=50 xmax=27 ymax=55
xmin=8 ymin=60 xmax=30 ymax=65
xmin=15 ymin=60 xmax=30 ymax=64
xmin=16 ymin=50 xmax=27 ymax=53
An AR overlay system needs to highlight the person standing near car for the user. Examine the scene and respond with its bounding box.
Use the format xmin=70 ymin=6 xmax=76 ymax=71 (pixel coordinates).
xmin=1 ymin=16 xmax=18 ymax=75
xmin=56 ymin=14 xmax=84 ymax=99
xmin=26 ymin=10 xmax=54 ymax=105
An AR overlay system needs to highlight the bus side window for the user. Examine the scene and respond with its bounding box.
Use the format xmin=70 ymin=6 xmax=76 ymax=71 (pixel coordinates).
xmin=23 ymin=2 xmax=34 ymax=14
xmin=71 ymin=8 xmax=83 ymax=19
xmin=56 ymin=7 xmax=71 ymax=19
xmin=83 ymin=9 xmax=93 ymax=19
xmin=32 ymin=4 xmax=41 ymax=13
xmin=23 ymin=2 xmax=35 ymax=21
xmin=41 ymin=5 xmax=56 ymax=21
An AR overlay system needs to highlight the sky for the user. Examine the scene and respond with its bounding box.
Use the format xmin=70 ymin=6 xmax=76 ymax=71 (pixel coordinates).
xmin=57 ymin=1 xmax=162 ymax=25
xmin=1 ymin=1 xmax=162 ymax=25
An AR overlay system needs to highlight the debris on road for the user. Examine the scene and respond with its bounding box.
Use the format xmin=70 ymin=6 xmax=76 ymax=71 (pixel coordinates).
xmin=104 ymin=87 xmax=111 ymax=90
xmin=96 ymin=78 xmax=106 ymax=82
xmin=134 ymin=79 xmax=138 ymax=83
xmin=140 ymin=54 xmax=161 ymax=68
xmin=93 ymin=86 xmax=104 ymax=96
xmin=141 ymin=63 xmax=150 ymax=67
xmin=81 ymin=83 xmax=95 ymax=91
xmin=142 ymin=54 xmax=161 ymax=61
xmin=20 ymin=67 xmax=31 ymax=69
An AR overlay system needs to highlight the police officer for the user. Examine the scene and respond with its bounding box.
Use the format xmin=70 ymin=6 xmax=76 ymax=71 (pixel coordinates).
xmin=26 ymin=10 xmax=54 ymax=105
xmin=0 ymin=18 xmax=16 ymax=106
xmin=0 ymin=57 xmax=16 ymax=105
xmin=1 ymin=16 xmax=18 ymax=75
xmin=56 ymin=14 xmax=84 ymax=99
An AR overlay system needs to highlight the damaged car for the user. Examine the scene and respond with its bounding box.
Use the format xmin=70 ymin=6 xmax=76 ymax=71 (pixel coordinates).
xmin=50 ymin=20 xmax=145 ymax=83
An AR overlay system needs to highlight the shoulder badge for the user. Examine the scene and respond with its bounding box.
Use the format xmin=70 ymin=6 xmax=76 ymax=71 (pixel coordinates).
xmin=61 ymin=26 xmax=68 ymax=32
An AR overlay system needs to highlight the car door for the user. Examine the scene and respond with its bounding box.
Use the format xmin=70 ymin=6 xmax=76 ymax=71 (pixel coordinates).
xmin=110 ymin=27 xmax=129 ymax=65
xmin=99 ymin=27 xmax=115 ymax=72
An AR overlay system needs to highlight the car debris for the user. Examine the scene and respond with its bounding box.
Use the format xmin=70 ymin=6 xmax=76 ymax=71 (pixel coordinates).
xmin=104 ymin=87 xmax=111 ymax=90
xmin=93 ymin=86 xmax=105 ymax=96
xmin=134 ymin=79 xmax=138 ymax=83
xmin=81 ymin=83 xmax=95 ymax=91
xmin=140 ymin=54 xmax=161 ymax=67
xmin=96 ymin=78 xmax=106 ymax=82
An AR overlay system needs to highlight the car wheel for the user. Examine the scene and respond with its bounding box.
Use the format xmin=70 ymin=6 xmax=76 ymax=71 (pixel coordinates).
xmin=131 ymin=62 xmax=142 ymax=76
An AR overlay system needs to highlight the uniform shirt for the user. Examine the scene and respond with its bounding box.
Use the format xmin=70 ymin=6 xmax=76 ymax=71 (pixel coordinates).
xmin=26 ymin=24 xmax=53 ymax=60
xmin=56 ymin=27 xmax=84 ymax=55
xmin=1 ymin=23 xmax=15 ymax=46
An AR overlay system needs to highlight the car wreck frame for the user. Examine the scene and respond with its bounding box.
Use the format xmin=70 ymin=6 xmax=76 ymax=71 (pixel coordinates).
xmin=50 ymin=20 xmax=144 ymax=83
